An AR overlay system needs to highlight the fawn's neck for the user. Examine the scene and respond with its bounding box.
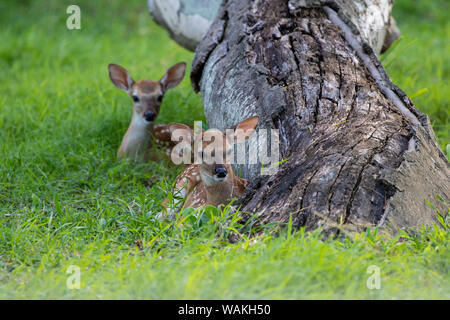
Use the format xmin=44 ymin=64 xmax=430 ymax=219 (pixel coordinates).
xmin=118 ymin=111 xmax=153 ymax=160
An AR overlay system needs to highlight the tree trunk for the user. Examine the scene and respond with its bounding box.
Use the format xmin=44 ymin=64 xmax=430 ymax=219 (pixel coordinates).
xmin=148 ymin=0 xmax=400 ymax=54
xmin=190 ymin=0 xmax=450 ymax=234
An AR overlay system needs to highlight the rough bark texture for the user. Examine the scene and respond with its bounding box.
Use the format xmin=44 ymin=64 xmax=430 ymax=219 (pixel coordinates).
xmin=149 ymin=0 xmax=400 ymax=54
xmin=190 ymin=0 xmax=450 ymax=233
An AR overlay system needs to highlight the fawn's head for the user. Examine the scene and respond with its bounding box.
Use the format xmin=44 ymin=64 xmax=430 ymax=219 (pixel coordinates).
xmin=108 ymin=62 xmax=186 ymax=123
xmin=169 ymin=116 xmax=259 ymax=185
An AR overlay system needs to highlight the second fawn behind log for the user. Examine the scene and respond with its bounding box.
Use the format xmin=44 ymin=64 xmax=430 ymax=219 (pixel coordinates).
xmin=162 ymin=116 xmax=259 ymax=213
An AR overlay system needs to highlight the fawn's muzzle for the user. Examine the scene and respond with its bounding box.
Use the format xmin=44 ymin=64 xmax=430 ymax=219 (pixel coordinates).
xmin=144 ymin=111 xmax=156 ymax=122
xmin=214 ymin=166 xmax=228 ymax=179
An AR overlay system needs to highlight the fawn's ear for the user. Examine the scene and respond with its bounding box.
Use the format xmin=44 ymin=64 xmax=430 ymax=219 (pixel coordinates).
xmin=232 ymin=116 xmax=259 ymax=142
xmin=160 ymin=62 xmax=186 ymax=92
xmin=108 ymin=64 xmax=134 ymax=91
xmin=169 ymin=123 xmax=193 ymax=144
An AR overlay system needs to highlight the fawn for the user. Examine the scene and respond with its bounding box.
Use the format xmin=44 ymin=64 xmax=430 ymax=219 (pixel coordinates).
xmin=108 ymin=62 xmax=186 ymax=161
xmin=162 ymin=116 xmax=259 ymax=212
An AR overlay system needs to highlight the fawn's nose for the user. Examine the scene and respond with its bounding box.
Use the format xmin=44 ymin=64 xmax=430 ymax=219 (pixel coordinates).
xmin=214 ymin=166 xmax=228 ymax=179
xmin=143 ymin=111 xmax=156 ymax=122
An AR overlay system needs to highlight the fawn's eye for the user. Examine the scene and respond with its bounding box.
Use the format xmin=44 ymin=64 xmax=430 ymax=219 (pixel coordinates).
xmin=132 ymin=95 xmax=140 ymax=103
xmin=157 ymin=94 xmax=163 ymax=103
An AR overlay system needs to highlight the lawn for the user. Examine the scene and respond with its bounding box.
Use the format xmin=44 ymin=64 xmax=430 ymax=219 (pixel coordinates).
xmin=0 ymin=0 xmax=448 ymax=299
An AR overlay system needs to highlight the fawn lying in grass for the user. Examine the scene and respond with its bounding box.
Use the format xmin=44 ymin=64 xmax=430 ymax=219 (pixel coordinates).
xmin=108 ymin=62 xmax=186 ymax=161
xmin=162 ymin=116 xmax=259 ymax=213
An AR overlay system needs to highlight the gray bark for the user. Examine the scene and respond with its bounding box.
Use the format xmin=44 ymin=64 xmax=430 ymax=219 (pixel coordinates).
xmin=190 ymin=0 xmax=450 ymax=233
xmin=148 ymin=0 xmax=222 ymax=51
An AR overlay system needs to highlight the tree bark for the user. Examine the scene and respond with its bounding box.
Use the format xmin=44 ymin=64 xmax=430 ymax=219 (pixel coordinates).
xmin=148 ymin=0 xmax=222 ymax=51
xmin=148 ymin=0 xmax=400 ymax=54
xmin=190 ymin=0 xmax=450 ymax=233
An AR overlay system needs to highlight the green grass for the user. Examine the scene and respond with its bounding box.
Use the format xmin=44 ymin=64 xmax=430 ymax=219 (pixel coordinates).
xmin=0 ymin=0 xmax=448 ymax=299
xmin=385 ymin=0 xmax=450 ymax=148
